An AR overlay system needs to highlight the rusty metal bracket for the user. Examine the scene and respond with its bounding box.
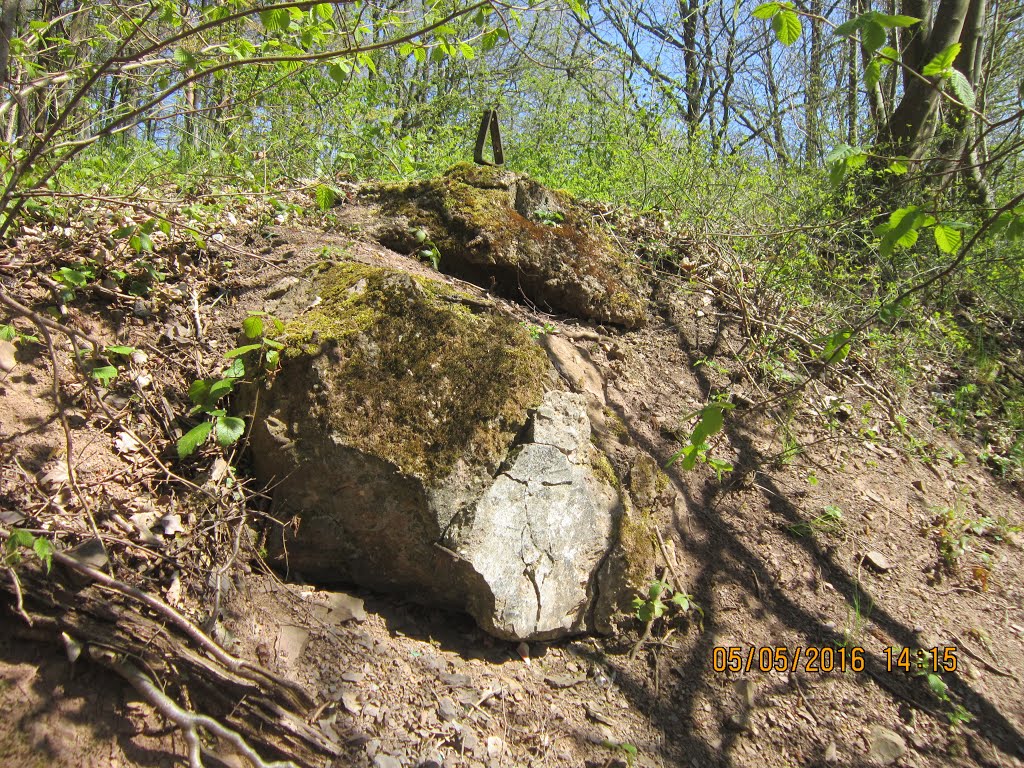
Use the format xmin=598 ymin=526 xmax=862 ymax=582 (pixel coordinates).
xmin=473 ymin=109 xmax=504 ymax=166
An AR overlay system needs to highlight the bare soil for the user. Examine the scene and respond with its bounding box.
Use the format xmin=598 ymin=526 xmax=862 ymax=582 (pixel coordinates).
xmin=1 ymin=194 xmax=1022 ymax=768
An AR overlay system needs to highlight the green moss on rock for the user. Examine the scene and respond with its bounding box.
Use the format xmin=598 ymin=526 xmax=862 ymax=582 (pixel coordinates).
xmin=275 ymin=263 xmax=549 ymax=482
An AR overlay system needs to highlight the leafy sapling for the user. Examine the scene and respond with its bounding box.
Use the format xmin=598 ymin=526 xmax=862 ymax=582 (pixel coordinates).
xmin=632 ymin=579 xmax=704 ymax=626
xmin=177 ymin=313 xmax=283 ymax=458
xmin=666 ymin=400 xmax=735 ymax=480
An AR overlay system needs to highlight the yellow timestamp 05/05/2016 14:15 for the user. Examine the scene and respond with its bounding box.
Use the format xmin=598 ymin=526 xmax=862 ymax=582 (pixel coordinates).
xmin=710 ymin=645 xmax=959 ymax=675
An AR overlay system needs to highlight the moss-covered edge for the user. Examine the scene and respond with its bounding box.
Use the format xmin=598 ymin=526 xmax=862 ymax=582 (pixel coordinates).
xmin=275 ymin=261 xmax=550 ymax=483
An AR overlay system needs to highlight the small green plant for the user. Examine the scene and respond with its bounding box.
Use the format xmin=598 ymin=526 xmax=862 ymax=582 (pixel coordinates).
xmin=409 ymin=226 xmax=441 ymax=269
xmin=523 ymin=321 xmax=556 ymax=340
xmin=693 ymin=355 xmax=729 ymax=376
xmin=87 ymin=344 xmax=137 ymax=387
xmin=632 ymin=579 xmax=704 ymax=626
xmin=0 ymin=322 xmax=39 ymax=345
xmin=534 ymin=208 xmax=564 ymax=226
xmin=838 ymin=580 xmax=872 ymax=648
xmin=600 ymin=740 xmax=638 ymax=767
xmin=52 ymin=262 xmax=97 ymax=300
xmin=666 ymin=401 xmax=734 ymax=480
xmin=788 ymin=503 xmax=844 ymax=537
xmin=177 ymin=313 xmax=284 ymax=459
xmin=3 ymin=528 xmax=53 ymax=572
xmin=912 ymin=650 xmax=974 ymax=727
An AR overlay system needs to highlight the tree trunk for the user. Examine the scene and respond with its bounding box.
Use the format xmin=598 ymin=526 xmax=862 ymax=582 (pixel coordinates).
xmin=880 ymin=0 xmax=970 ymax=156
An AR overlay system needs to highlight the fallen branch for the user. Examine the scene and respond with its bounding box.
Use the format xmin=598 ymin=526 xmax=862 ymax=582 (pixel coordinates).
xmin=0 ymin=524 xmax=310 ymax=707
xmin=0 ymin=546 xmax=343 ymax=767
xmin=91 ymin=647 xmax=298 ymax=768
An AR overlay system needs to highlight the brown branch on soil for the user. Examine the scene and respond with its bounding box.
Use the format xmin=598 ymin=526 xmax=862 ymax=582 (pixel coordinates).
xmin=0 ymin=545 xmax=343 ymax=767
xmin=90 ymin=648 xmax=299 ymax=768
xmin=0 ymin=524 xmax=311 ymax=708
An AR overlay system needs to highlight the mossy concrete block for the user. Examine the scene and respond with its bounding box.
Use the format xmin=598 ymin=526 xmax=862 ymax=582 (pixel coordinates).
xmin=362 ymin=164 xmax=648 ymax=328
xmin=248 ymin=262 xmax=633 ymax=640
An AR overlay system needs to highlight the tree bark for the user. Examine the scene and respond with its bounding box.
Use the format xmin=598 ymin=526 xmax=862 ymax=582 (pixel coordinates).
xmin=881 ymin=0 xmax=970 ymax=156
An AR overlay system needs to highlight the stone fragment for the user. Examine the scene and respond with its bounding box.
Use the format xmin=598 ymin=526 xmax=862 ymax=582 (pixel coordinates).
xmin=863 ymin=551 xmax=893 ymax=572
xmin=0 ymin=339 xmax=16 ymax=372
xmin=868 ymin=725 xmax=906 ymax=765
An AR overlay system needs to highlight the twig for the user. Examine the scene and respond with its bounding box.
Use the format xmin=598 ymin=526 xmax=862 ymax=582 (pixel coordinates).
xmin=6 ymin=566 xmax=32 ymax=626
xmin=0 ymin=288 xmax=103 ymax=349
xmin=90 ymin=648 xmax=298 ymax=768
xmin=36 ymin=304 xmax=108 ymax=563
xmin=950 ymin=632 xmax=1020 ymax=681
xmin=0 ymin=524 xmax=312 ymax=708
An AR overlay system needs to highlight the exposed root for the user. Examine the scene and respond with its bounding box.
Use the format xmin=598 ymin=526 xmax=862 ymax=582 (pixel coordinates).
xmin=90 ymin=647 xmax=298 ymax=768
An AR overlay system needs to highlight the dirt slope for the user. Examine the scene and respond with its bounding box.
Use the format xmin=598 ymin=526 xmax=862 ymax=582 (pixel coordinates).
xmin=1 ymin=191 xmax=1022 ymax=768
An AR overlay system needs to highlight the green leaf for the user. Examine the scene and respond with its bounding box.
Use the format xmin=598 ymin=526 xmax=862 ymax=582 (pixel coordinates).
xmin=879 ymin=298 xmax=907 ymax=324
xmin=177 ymin=421 xmax=213 ymax=458
xmin=314 ymin=2 xmax=333 ymax=20
xmin=0 ymin=324 xmax=17 ymax=341
xmin=669 ymin=592 xmax=691 ymax=611
xmin=8 ymin=528 xmax=35 ymax=550
xmin=922 ymin=43 xmax=961 ymax=76
xmin=874 ymin=13 xmax=919 ymax=27
xmin=458 ymin=42 xmax=475 ymax=60
xmin=752 ymin=2 xmax=781 ymax=20
xmin=888 ymin=158 xmax=909 ymax=175
xmin=224 ymin=357 xmax=245 ymax=379
xmin=265 ymin=349 xmax=280 ymax=369
xmin=327 ymin=62 xmax=349 ymax=85
xmin=242 ymin=315 xmax=264 ymax=340
xmin=32 ymin=537 xmax=53 ymax=572
xmin=690 ymin=404 xmax=727 ymax=447
xmin=648 ymin=580 xmax=668 ymax=600
xmin=188 ymin=378 xmax=212 ymax=407
xmin=224 ymin=343 xmax=262 ymax=359
xmin=833 ymin=15 xmax=866 ymax=37
xmin=772 ymin=9 xmax=801 ymax=45
xmin=865 ymin=58 xmax=881 ymax=89
xmin=91 ymin=365 xmax=118 ymax=386
xmin=56 ymin=267 xmax=89 ymax=287
xmin=259 ymin=7 xmax=291 ymax=33
xmin=566 ymin=0 xmax=588 ymax=19
xmin=105 ymin=345 xmax=135 ymax=356
xmin=933 ymin=224 xmax=963 ymax=254
xmin=207 ymin=377 xmax=234 ymax=403
xmin=665 ymin=442 xmax=701 ymax=471
xmin=862 ymin=19 xmax=886 ymax=53
xmin=314 ymin=184 xmax=336 ymax=212
xmin=927 ymin=673 xmax=948 ymax=696
xmin=214 ymin=415 xmax=246 ymax=447
xmin=821 ymin=329 xmax=853 ymax=365
xmin=680 ymin=444 xmax=702 ymax=471
xmin=876 ymin=205 xmax=927 ymax=257
xmin=635 ymin=598 xmax=664 ymax=623
xmin=946 ymin=69 xmax=976 ymax=108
